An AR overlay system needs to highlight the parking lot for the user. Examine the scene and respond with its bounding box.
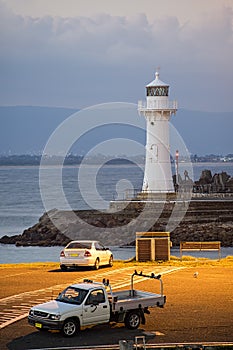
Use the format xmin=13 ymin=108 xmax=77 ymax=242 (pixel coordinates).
xmin=0 ymin=263 xmax=233 ymax=349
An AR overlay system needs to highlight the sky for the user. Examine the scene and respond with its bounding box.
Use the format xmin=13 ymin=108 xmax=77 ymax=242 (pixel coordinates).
xmin=0 ymin=0 xmax=233 ymax=112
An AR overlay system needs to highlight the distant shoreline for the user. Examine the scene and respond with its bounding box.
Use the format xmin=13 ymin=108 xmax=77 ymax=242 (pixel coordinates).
xmin=0 ymin=161 xmax=233 ymax=167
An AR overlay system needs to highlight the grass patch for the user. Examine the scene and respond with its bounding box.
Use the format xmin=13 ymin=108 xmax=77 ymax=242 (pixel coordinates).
xmin=0 ymin=262 xmax=59 ymax=269
xmin=121 ymin=255 xmax=233 ymax=268
xmin=0 ymin=256 xmax=233 ymax=270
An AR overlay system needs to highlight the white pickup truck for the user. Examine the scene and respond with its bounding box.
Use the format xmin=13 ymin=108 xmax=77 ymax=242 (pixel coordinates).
xmin=28 ymin=271 xmax=166 ymax=337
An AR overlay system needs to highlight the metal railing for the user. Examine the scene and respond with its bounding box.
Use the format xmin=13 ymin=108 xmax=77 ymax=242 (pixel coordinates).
xmin=138 ymin=100 xmax=178 ymax=111
xmin=113 ymin=189 xmax=176 ymax=201
xmin=112 ymin=188 xmax=233 ymax=201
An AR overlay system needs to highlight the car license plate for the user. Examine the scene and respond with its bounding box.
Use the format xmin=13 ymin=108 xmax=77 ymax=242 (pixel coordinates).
xmin=70 ymin=253 xmax=78 ymax=257
xmin=35 ymin=322 xmax=42 ymax=328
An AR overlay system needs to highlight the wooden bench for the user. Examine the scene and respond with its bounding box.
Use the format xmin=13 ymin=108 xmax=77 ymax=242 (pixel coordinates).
xmin=180 ymin=241 xmax=221 ymax=260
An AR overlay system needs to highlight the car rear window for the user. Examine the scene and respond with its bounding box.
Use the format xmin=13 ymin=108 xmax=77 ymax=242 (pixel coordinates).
xmin=67 ymin=242 xmax=92 ymax=249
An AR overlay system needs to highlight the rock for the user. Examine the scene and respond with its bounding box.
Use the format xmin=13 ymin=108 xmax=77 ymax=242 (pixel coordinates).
xmin=226 ymin=178 xmax=233 ymax=192
xmin=0 ymin=235 xmax=19 ymax=244
xmin=199 ymin=169 xmax=213 ymax=184
xmin=194 ymin=170 xmax=233 ymax=193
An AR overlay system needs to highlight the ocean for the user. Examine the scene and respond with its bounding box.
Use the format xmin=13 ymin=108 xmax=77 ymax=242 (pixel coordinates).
xmin=0 ymin=162 xmax=233 ymax=264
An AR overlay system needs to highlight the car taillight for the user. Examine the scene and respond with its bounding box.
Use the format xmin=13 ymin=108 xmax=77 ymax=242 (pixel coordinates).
xmin=60 ymin=250 xmax=65 ymax=257
xmin=84 ymin=250 xmax=92 ymax=257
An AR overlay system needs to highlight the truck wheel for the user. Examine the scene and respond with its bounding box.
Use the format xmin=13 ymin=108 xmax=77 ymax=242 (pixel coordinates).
xmin=108 ymin=255 xmax=113 ymax=267
xmin=62 ymin=318 xmax=79 ymax=337
xmin=124 ymin=311 xmax=140 ymax=329
xmin=94 ymin=258 xmax=100 ymax=270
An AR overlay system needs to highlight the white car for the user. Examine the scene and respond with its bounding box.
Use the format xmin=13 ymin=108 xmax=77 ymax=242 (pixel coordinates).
xmin=60 ymin=240 xmax=113 ymax=271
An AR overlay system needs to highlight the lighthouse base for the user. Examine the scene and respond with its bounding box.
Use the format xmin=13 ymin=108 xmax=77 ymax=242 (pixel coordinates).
xmin=109 ymin=192 xmax=180 ymax=212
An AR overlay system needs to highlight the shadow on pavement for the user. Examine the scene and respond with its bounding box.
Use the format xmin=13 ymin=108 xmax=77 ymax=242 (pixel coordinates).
xmin=8 ymin=324 xmax=155 ymax=350
xmin=48 ymin=266 xmax=108 ymax=273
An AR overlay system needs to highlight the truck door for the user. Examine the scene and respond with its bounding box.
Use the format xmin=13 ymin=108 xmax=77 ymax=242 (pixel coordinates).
xmin=82 ymin=288 xmax=110 ymax=325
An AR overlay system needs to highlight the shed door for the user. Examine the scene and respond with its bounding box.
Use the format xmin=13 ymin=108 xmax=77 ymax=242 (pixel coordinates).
xmin=137 ymin=239 xmax=151 ymax=261
xmin=155 ymin=238 xmax=169 ymax=260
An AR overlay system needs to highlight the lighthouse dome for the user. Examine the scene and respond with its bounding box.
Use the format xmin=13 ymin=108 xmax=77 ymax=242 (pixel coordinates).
xmin=146 ymin=71 xmax=169 ymax=87
xmin=146 ymin=72 xmax=169 ymax=97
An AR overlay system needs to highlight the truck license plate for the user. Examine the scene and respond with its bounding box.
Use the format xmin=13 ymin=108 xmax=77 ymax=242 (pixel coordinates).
xmin=35 ymin=322 xmax=42 ymax=328
xmin=70 ymin=254 xmax=78 ymax=257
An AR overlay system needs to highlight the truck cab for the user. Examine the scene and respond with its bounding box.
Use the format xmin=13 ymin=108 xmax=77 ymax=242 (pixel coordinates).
xmin=29 ymin=281 xmax=110 ymax=336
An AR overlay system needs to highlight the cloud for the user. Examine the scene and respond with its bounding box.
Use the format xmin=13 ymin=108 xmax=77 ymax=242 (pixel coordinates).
xmin=0 ymin=1 xmax=232 ymax=111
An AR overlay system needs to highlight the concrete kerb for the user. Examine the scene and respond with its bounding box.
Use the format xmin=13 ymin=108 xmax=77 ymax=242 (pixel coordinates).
xmin=26 ymin=342 xmax=233 ymax=350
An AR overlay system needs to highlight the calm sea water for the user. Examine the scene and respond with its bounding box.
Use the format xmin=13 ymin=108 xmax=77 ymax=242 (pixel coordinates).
xmin=0 ymin=245 xmax=232 ymax=264
xmin=0 ymin=163 xmax=232 ymax=264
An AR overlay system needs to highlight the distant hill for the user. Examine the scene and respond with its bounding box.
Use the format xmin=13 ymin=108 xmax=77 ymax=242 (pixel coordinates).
xmin=0 ymin=106 xmax=76 ymax=154
xmin=172 ymin=109 xmax=233 ymax=155
xmin=0 ymin=105 xmax=232 ymax=155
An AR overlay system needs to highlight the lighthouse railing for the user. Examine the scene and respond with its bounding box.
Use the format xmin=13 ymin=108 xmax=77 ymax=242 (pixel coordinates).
xmin=138 ymin=100 xmax=178 ymax=110
xmin=113 ymin=188 xmax=177 ymax=201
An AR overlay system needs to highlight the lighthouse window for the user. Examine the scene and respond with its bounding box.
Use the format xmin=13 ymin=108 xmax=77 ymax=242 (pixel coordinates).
xmin=147 ymin=86 xmax=169 ymax=96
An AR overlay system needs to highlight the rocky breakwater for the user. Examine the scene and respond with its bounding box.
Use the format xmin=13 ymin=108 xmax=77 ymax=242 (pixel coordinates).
xmin=193 ymin=169 xmax=233 ymax=193
xmin=1 ymin=198 xmax=233 ymax=247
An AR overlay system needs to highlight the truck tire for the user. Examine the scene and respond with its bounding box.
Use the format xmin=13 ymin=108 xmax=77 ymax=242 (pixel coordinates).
xmin=94 ymin=258 xmax=100 ymax=270
xmin=124 ymin=311 xmax=140 ymax=329
xmin=62 ymin=318 xmax=79 ymax=337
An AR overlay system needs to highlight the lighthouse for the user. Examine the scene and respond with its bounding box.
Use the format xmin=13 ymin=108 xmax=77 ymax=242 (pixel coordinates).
xmin=138 ymin=71 xmax=177 ymax=194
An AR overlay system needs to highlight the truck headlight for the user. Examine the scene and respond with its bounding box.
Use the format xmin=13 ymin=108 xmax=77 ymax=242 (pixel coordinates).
xmin=49 ymin=314 xmax=61 ymax=320
xmin=29 ymin=310 xmax=34 ymax=316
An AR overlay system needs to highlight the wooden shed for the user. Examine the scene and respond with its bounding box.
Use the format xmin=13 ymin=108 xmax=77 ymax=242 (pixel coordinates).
xmin=136 ymin=232 xmax=171 ymax=261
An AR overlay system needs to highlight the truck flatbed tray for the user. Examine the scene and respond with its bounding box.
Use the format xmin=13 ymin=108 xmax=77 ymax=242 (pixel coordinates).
xmin=110 ymin=290 xmax=161 ymax=301
xmin=109 ymin=289 xmax=165 ymax=312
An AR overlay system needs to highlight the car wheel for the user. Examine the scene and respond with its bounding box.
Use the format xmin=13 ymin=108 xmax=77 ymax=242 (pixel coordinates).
xmin=94 ymin=258 xmax=100 ymax=270
xmin=60 ymin=264 xmax=67 ymax=271
xmin=108 ymin=255 xmax=113 ymax=267
xmin=124 ymin=311 xmax=140 ymax=329
xmin=62 ymin=318 xmax=79 ymax=337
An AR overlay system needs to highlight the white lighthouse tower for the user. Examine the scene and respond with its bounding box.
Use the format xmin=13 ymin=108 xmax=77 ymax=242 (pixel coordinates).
xmin=138 ymin=71 xmax=177 ymax=194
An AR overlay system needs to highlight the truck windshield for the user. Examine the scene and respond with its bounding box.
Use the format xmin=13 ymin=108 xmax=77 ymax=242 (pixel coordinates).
xmin=56 ymin=286 xmax=88 ymax=305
